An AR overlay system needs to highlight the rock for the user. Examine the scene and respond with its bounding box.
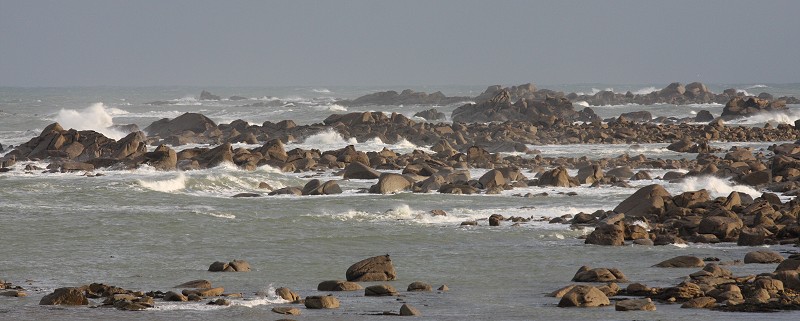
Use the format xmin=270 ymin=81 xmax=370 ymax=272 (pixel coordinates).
xmin=144 ymin=144 xmax=177 ymax=170
xmin=343 ymin=161 xmax=381 ymax=179
xmin=658 ymin=282 xmax=702 ymax=301
xmin=721 ymin=96 xmax=787 ymax=120
xmin=695 ymin=110 xmax=714 ymax=122
xmin=407 ymin=281 xmax=432 ymax=292
xmin=304 ymin=295 xmax=340 ymax=309
xmin=144 ymin=112 xmax=217 ymax=137
xmin=698 ymin=216 xmax=743 ymax=241
xmin=737 ymin=227 xmax=769 ymax=246
xmin=164 ymin=291 xmax=188 ymax=302
xmin=538 ymin=166 xmax=577 ymax=187
xmin=572 ymin=266 xmax=627 ymax=282
xmin=557 ymin=285 xmax=610 ymax=308
xmin=183 ymin=287 xmax=224 ymax=297
xmin=744 ymin=250 xmax=784 ymax=264
xmin=302 ymin=179 xmax=343 ymax=195
xmin=615 ymin=298 xmax=656 ymax=311
xmin=268 ymin=187 xmax=303 ymax=196
xmin=346 ymin=255 xmax=397 ymax=282
xmin=39 ymin=287 xmax=88 ymax=305
xmin=654 ymin=256 xmax=705 ymax=268
xmin=488 ymin=214 xmax=504 ymax=226
xmin=272 ymin=306 xmax=301 ymax=315
xmin=413 ymin=108 xmax=446 ymax=121
xmin=775 ymin=256 xmax=800 ymax=272
xmin=681 ymin=296 xmax=717 ymax=309
xmin=585 ymin=223 xmax=625 ymax=246
xmin=365 ymin=284 xmax=398 ymax=296
xmin=613 ymin=184 xmax=671 ymax=218
xmin=478 ymin=169 xmax=506 ymax=189
xmin=207 ymin=298 xmax=230 ymax=306
xmin=400 ymin=303 xmax=422 ymax=316
xmin=275 ymin=287 xmax=300 ymax=303
xmin=200 ymin=90 xmax=221 ymax=100
xmin=576 ymin=164 xmax=604 ymax=185
xmin=369 ymin=173 xmax=413 ymax=194
xmin=317 ymin=280 xmax=363 ymax=291
xmin=208 ymin=261 xmax=230 ymax=272
xmin=174 ymin=280 xmax=212 ymax=288
xmin=438 ymin=285 xmax=449 ymax=291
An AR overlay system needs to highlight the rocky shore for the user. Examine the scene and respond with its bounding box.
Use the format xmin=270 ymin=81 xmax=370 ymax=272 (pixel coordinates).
xmin=2 ymin=83 xmax=800 ymax=315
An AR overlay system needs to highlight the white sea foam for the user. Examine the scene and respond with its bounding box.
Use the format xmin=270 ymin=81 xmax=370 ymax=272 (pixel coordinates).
xmin=313 ymin=104 xmax=347 ymax=112
xmin=171 ymin=96 xmax=202 ymax=105
xmin=54 ymin=103 xmax=127 ymax=140
xmin=673 ymin=176 xmax=760 ymax=198
xmin=728 ymin=110 xmax=800 ymax=125
xmin=746 ymin=84 xmax=768 ymax=89
xmin=312 ymin=88 xmax=332 ymax=93
xmin=632 ymin=86 xmax=658 ymax=95
xmin=574 ymin=101 xmax=589 ymax=107
xmin=300 ymin=129 xmax=357 ymax=147
xmin=736 ymin=89 xmax=753 ymax=96
xmin=137 ymin=173 xmax=187 ymax=192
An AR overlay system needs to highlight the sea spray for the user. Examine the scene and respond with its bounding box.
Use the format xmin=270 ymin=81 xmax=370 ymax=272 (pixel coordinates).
xmin=137 ymin=173 xmax=187 ymax=193
xmin=674 ymin=175 xmax=760 ymax=198
xmin=55 ymin=103 xmax=127 ymax=140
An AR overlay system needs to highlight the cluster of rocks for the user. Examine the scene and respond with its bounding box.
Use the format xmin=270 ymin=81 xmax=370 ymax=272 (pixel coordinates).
xmin=551 ymin=252 xmax=800 ymax=312
xmin=451 ymin=90 xmax=599 ymax=125
xmin=721 ymin=96 xmax=789 ymax=120
xmin=28 ymin=255 xmax=438 ymax=317
xmin=568 ymin=82 xmax=799 ymax=106
xmin=338 ymin=89 xmax=470 ymax=107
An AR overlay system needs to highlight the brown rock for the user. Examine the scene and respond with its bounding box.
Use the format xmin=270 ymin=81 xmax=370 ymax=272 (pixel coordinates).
xmin=744 ymin=250 xmax=783 ymax=264
xmin=681 ymin=296 xmax=717 ymax=309
xmin=164 ymin=291 xmax=188 ymax=302
xmin=369 ymin=173 xmax=413 ymax=194
xmin=613 ymin=184 xmax=671 ymax=218
xmin=275 ymin=287 xmax=300 ymax=302
xmin=365 ymin=284 xmax=398 ymax=296
xmin=654 ymin=256 xmax=704 ymax=268
xmin=304 ymin=295 xmax=340 ymax=309
xmin=615 ymin=298 xmax=656 ymax=311
xmin=317 ymin=280 xmax=363 ymax=291
xmin=407 ymin=281 xmax=432 ymax=292
xmin=39 ymin=287 xmax=88 ymax=305
xmin=174 ymin=279 xmax=212 ymax=288
xmin=400 ymin=303 xmax=421 ymax=316
xmin=557 ymin=285 xmax=610 ymax=307
xmin=272 ymin=306 xmax=301 ymax=315
xmin=346 ymin=255 xmax=397 ymax=282
xmin=585 ymin=223 xmax=625 ymax=246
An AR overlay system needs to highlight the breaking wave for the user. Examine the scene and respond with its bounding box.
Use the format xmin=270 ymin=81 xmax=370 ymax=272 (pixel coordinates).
xmin=728 ymin=110 xmax=800 ymax=125
xmin=746 ymin=84 xmax=768 ymax=89
xmin=674 ymin=176 xmax=760 ymax=198
xmin=632 ymin=86 xmax=658 ymax=95
xmin=54 ymin=103 xmax=127 ymax=140
xmin=300 ymin=129 xmax=357 ymax=147
xmin=137 ymin=173 xmax=187 ymax=193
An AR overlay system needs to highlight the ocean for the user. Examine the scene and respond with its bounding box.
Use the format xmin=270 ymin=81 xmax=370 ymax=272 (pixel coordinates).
xmin=1 ymin=84 xmax=799 ymax=320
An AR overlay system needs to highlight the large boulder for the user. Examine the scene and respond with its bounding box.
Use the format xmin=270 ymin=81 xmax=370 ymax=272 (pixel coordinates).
xmin=343 ymin=161 xmax=381 ymax=179
xmin=144 ymin=144 xmax=177 ymax=170
xmin=538 ymin=166 xmax=577 ymax=187
xmin=304 ymin=295 xmax=340 ymax=309
xmin=345 ymin=255 xmax=397 ymax=282
xmin=364 ymin=284 xmax=398 ymax=296
xmin=194 ymin=143 xmax=234 ymax=168
xmin=653 ymin=256 xmax=704 ymax=268
xmin=557 ymin=285 xmax=610 ymax=308
xmin=615 ymin=298 xmax=656 ymax=311
xmin=144 ymin=112 xmax=217 ymax=137
xmin=317 ymin=280 xmax=363 ymax=291
xmin=572 ymin=266 xmax=627 ymax=282
xmin=697 ymin=216 xmax=743 ymax=241
xmin=369 ymin=173 xmax=413 ymax=194
xmin=613 ymin=184 xmax=671 ymax=218
xmin=478 ymin=169 xmax=506 ymax=189
xmin=585 ymin=223 xmax=625 ymax=246
xmin=744 ymin=250 xmax=785 ymax=264
xmin=576 ymin=164 xmax=604 ymax=185
xmin=39 ymin=287 xmax=88 ymax=305
xmin=199 ymin=90 xmax=221 ymax=100
xmin=721 ymin=96 xmax=787 ymax=120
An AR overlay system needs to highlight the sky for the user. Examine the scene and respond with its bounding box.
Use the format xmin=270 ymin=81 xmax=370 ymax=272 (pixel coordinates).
xmin=1 ymin=0 xmax=798 ymax=87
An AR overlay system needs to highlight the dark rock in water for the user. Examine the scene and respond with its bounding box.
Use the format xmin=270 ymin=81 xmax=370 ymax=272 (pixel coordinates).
xmin=272 ymin=306 xmax=301 ymax=315
xmin=613 ymin=184 xmax=671 ymax=218
xmin=698 ymin=216 xmax=743 ymax=242
xmin=343 ymin=161 xmax=381 ymax=179
xmin=194 ymin=143 xmax=233 ymax=168
xmin=721 ymin=96 xmax=787 ymax=120
xmin=302 ymin=179 xmax=342 ymax=195
xmin=208 ymin=259 xmax=250 ymax=272
xmin=369 ymin=173 xmax=414 ymax=194
xmin=229 ymin=95 xmax=248 ymax=101
xmin=346 ymin=254 xmax=397 ymax=282
xmin=572 ymin=266 xmax=627 ymax=282
xmin=175 ymin=280 xmax=212 ymax=288
xmin=744 ymin=250 xmax=784 ymax=264
xmin=400 ymin=303 xmax=422 ymax=316
xmin=407 ymin=281 xmax=432 ymax=292
xmin=200 ymin=90 xmax=220 ymax=101
xmin=304 ymin=295 xmax=340 ymax=309
xmin=413 ymin=108 xmax=446 ymax=121
xmin=695 ymin=110 xmax=714 ymax=122
xmin=275 ymin=287 xmax=301 ymax=302
xmin=268 ymin=187 xmax=303 ymax=196
xmin=317 ymin=280 xmax=363 ymax=291
xmin=232 ymin=193 xmax=261 ymax=198
xmin=364 ymin=284 xmax=398 ymax=296
xmin=144 ymin=144 xmax=177 ymax=170
xmin=338 ymin=89 xmax=469 ymax=106
xmin=619 ymin=111 xmax=652 ymax=122
xmin=557 ymin=285 xmax=610 ymax=307
xmin=144 ymin=112 xmax=217 ymax=137
xmin=585 ymin=222 xmax=625 ymax=246
xmin=452 ymin=90 xmax=599 ymax=125
xmin=39 ymin=287 xmax=88 ymax=305
xmin=615 ymin=298 xmax=656 ymax=311
xmin=654 ymin=256 xmax=704 ymax=268
xmin=164 ymin=291 xmax=188 ymax=302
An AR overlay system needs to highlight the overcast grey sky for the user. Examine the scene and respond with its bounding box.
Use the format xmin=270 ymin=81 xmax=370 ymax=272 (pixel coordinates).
xmin=1 ymin=0 xmax=798 ymax=86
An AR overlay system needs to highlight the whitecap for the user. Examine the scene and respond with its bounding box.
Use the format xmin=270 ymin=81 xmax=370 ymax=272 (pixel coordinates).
xmin=54 ymin=102 xmax=127 ymax=140
xmin=746 ymin=84 xmax=768 ymax=89
xmin=728 ymin=110 xmax=800 ymax=125
xmin=137 ymin=173 xmax=187 ymax=193
xmin=574 ymin=101 xmax=589 ymax=107
xmin=299 ymin=129 xmax=357 ymax=147
xmin=672 ymin=176 xmax=760 ymax=198
xmin=312 ymin=88 xmax=332 ymax=93
xmin=631 ymin=86 xmax=658 ymax=95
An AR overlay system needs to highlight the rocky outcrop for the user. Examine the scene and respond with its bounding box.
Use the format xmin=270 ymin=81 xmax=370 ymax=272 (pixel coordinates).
xmin=557 ymin=285 xmax=610 ymax=307
xmin=145 ymin=113 xmax=217 ymax=138
xmin=39 ymin=287 xmax=89 ymax=305
xmin=413 ymin=108 xmax=446 ymax=121
xmin=451 ymin=90 xmax=599 ymax=125
xmin=345 ymin=255 xmax=397 ymax=282
xmin=304 ymin=295 xmax=340 ymax=309
xmin=369 ymin=173 xmax=414 ymax=194
xmin=339 ymin=89 xmax=469 ymax=106
xmin=653 ymin=256 xmax=704 ymax=268
xmin=199 ymin=90 xmax=220 ymax=101
xmin=721 ymin=96 xmax=787 ymax=120
xmin=208 ymin=259 xmax=251 ymax=272
xmin=613 ymin=184 xmax=671 ymax=218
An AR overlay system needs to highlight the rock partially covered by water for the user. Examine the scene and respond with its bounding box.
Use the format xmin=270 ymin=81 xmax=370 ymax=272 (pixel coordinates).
xmin=338 ymin=89 xmax=469 ymax=106
xmin=653 ymin=256 xmax=704 ymax=268
xmin=208 ymin=259 xmax=251 ymax=272
xmin=346 ymin=255 xmax=397 ymax=282
xmin=39 ymin=287 xmax=89 ymax=305
xmin=744 ymin=250 xmax=785 ymax=264
xmin=304 ymin=295 xmax=340 ymax=309
xmin=557 ymin=285 xmax=610 ymax=307
xmin=451 ymin=90 xmax=599 ymax=125
xmin=413 ymin=108 xmax=446 ymax=121
xmin=145 ymin=112 xmax=218 ymax=138
xmin=613 ymin=184 xmax=671 ymax=218
xmin=199 ymin=90 xmax=220 ymax=101
xmin=317 ymin=280 xmax=363 ymax=291
xmin=721 ymin=96 xmax=787 ymax=120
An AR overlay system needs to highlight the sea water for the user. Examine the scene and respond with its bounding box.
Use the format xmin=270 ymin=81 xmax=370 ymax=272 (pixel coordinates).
xmin=1 ymin=84 xmax=799 ymax=320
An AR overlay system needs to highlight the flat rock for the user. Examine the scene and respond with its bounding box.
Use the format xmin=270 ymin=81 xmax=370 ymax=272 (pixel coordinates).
xmin=615 ymin=298 xmax=656 ymax=311
xmin=654 ymin=256 xmax=705 ymax=268
xmin=744 ymin=250 xmax=785 ymax=264
xmin=346 ymin=255 xmax=397 ymax=282
xmin=304 ymin=295 xmax=340 ymax=309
